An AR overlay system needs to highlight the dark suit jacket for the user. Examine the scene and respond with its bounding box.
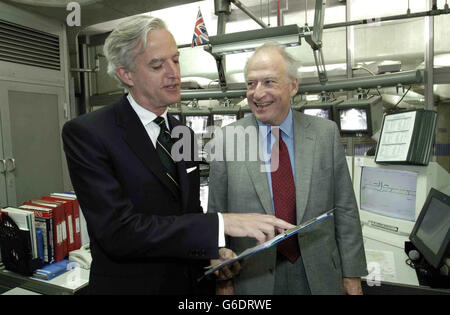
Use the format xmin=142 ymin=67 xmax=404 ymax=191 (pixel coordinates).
xmin=62 ymin=95 xmax=218 ymax=294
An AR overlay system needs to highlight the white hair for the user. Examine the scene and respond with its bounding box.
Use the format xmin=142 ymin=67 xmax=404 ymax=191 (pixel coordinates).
xmin=244 ymin=43 xmax=300 ymax=82
xmin=103 ymin=16 xmax=168 ymax=89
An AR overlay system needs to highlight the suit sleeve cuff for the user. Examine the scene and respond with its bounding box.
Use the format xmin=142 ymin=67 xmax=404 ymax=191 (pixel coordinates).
xmin=217 ymin=212 xmax=226 ymax=247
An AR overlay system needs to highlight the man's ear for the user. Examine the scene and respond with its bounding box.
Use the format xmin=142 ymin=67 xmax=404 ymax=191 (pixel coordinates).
xmin=289 ymin=77 xmax=299 ymax=97
xmin=116 ymin=66 xmax=134 ymax=87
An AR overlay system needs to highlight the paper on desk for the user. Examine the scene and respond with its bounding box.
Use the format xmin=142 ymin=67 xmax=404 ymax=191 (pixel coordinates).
xmin=365 ymin=249 xmax=398 ymax=283
xmin=199 ymin=209 xmax=335 ymax=281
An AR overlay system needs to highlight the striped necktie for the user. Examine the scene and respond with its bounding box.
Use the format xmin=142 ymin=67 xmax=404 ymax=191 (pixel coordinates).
xmin=154 ymin=116 xmax=178 ymax=187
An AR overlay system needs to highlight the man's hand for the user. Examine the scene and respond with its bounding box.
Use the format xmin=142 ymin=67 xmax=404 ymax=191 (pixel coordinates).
xmin=343 ymin=277 xmax=363 ymax=295
xmin=211 ymin=248 xmax=241 ymax=281
xmin=222 ymin=213 xmax=295 ymax=244
xmin=212 ymin=249 xmax=239 ymax=295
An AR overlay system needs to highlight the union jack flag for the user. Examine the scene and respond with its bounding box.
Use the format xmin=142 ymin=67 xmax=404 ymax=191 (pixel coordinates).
xmin=191 ymin=8 xmax=209 ymax=47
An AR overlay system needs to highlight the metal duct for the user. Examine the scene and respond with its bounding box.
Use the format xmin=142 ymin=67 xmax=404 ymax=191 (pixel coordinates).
xmin=180 ymin=70 xmax=424 ymax=100
xmin=0 ymin=19 xmax=60 ymax=70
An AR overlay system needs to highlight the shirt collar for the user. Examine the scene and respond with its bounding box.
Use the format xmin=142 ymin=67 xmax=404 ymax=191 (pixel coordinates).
xmin=256 ymin=108 xmax=294 ymax=139
xmin=127 ymin=93 xmax=169 ymax=128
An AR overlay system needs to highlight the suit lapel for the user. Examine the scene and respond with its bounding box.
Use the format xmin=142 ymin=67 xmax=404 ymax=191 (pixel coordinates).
xmin=293 ymin=112 xmax=315 ymax=224
xmin=115 ymin=97 xmax=179 ymax=199
xmin=242 ymin=118 xmax=274 ymax=215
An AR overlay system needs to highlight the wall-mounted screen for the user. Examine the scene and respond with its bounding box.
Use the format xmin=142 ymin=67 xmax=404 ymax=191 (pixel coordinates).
xmin=339 ymin=108 xmax=369 ymax=132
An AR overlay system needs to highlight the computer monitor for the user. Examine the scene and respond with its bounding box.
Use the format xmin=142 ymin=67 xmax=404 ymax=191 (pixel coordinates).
xmin=353 ymin=156 xmax=450 ymax=248
xmin=409 ymin=188 xmax=450 ymax=269
xmin=334 ymin=96 xmax=384 ymax=137
xmin=181 ymin=106 xmax=212 ymax=136
xmin=299 ymin=99 xmax=343 ymax=121
xmin=211 ymin=106 xmax=240 ymax=128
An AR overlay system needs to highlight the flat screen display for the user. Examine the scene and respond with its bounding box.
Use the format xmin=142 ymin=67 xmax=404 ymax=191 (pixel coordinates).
xmin=339 ymin=108 xmax=368 ymax=131
xmin=416 ymin=197 xmax=450 ymax=255
xmin=360 ymin=166 xmax=418 ymax=221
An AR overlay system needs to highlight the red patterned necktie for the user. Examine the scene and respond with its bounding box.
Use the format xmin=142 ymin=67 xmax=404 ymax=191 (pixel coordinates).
xmin=270 ymin=129 xmax=300 ymax=263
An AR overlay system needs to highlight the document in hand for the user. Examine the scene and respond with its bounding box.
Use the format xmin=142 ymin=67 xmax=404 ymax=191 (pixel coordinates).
xmin=200 ymin=209 xmax=335 ymax=281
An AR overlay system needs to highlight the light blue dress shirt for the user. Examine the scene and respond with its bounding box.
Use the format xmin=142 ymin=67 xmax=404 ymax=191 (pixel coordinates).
xmin=256 ymin=109 xmax=296 ymax=207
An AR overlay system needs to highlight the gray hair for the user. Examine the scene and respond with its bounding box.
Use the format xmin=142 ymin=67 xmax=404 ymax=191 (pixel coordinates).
xmin=103 ymin=16 xmax=168 ymax=89
xmin=244 ymin=43 xmax=300 ymax=82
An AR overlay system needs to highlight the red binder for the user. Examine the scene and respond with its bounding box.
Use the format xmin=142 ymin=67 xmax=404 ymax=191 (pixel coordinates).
xmin=50 ymin=193 xmax=81 ymax=250
xmin=42 ymin=195 xmax=79 ymax=251
xmin=36 ymin=198 xmax=75 ymax=252
xmin=22 ymin=201 xmax=66 ymax=262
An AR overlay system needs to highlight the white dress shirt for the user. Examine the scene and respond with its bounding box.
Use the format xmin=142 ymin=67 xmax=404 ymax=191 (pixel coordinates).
xmin=127 ymin=94 xmax=225 ymax=248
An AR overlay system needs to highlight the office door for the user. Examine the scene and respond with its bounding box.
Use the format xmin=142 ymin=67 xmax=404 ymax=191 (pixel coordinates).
xmin=0 ymin=81 xmax=68 ymax=206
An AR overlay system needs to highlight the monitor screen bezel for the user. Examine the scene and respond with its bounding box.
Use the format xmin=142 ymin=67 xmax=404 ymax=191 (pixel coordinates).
xmin=334 ymin=104 xmax=372 ymax=135
xmin=409 ymin=188 xmax=450 ymax=269
xmin=299 ymin=105 xmax=334 ymax=121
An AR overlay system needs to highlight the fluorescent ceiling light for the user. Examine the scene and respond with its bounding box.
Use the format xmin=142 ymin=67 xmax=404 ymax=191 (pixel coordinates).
xmin=207 ymin=24 xmax=301 ymax=56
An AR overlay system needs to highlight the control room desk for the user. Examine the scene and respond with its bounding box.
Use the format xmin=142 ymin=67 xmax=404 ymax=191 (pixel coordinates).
xmin=0 ymin=265 xmax=89 ymax=295
xmin=362 ymin=237 xmax=449 ymax=295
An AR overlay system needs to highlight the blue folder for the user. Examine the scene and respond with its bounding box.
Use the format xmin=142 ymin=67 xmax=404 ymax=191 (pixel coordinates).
xmin=33 ymin=259 xmax=71 ymax=280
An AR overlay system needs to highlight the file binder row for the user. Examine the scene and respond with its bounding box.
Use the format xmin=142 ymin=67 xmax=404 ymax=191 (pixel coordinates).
xmin=0 ymin=192 xmax=82 ymax=276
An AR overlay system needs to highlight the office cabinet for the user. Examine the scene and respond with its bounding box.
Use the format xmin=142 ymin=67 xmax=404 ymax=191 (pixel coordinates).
xmin=0 ymin=82 xmax=70 ymax=207
xmin=0 ymin=2 xmax=71 ymax=207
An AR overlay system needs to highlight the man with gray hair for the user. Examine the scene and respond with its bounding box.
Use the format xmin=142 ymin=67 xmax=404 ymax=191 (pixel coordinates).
xmin=62 ymin=16 xmax=293 ymax=294
xmin=208 ymin=44 xmax=367 ymax=295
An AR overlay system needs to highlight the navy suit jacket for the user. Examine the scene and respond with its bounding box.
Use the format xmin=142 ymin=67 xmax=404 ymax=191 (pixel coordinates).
xmin=62 ymin=95 xmax=218 ymax=294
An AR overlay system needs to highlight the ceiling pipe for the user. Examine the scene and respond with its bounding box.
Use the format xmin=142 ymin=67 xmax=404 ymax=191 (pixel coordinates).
xmin=180 ymin=69 xmax=424 ymax=100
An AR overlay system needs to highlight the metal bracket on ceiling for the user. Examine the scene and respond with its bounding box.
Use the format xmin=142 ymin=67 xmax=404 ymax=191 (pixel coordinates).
xmin=303 ymin=0 xmax=328 ymax=85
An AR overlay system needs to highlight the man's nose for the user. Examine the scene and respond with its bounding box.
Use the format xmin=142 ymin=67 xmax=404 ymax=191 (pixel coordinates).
xmin=165 ymin=60 xmax=180 ymax=78
xmin=253 ymin=82 xmax=266 ymax=99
